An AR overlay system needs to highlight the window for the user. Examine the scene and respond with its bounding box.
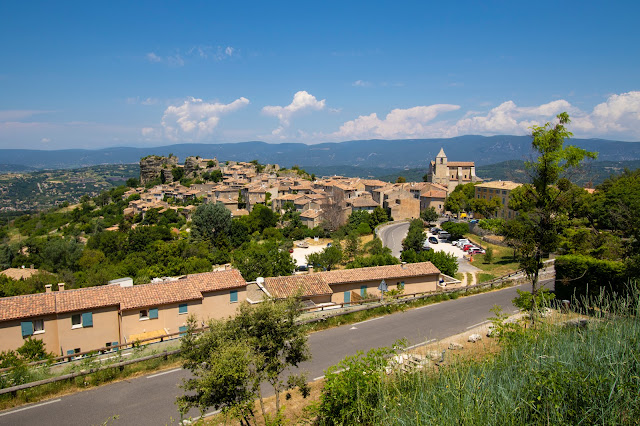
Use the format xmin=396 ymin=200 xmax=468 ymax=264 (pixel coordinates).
xmin=72 ymin=312 xmax=93 ymax=328
xmin=72 ymin=314 xmax=82 ymax=328
xmin=178 ymin=303 xmax=188 ymax=314
xmin=139 ymin=309 xmax=149 ymax=320
xmin=33 ymin=319 xmax=44 ymax=334
xmin=230 ymin=290 xmax=238 ymax=303
xmin=398 ymin=281 xmax=405 ymax=290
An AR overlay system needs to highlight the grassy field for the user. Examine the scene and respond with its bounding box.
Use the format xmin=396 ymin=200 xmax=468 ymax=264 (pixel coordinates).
xmin=466 ymin=234 xmax=520 ymax=276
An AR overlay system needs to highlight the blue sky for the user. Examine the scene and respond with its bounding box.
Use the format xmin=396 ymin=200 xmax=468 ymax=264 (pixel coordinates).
xmin=1 ymin=0 xmax=639 ymax=149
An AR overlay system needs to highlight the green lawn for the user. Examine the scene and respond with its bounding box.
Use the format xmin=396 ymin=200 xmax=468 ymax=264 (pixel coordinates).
xmin=465 ymin=234 xmax=520 ymax=277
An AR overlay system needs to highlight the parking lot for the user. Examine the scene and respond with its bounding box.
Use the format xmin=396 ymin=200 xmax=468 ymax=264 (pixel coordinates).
xmin=425 ymin=230 xmax=467 ymax=259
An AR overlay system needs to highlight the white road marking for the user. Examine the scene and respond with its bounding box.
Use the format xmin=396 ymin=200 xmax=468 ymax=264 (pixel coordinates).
xmin=147 ymin=368 xmax=181 ymax=378
xmin=353 ymin=316 xmax=384 ymax=326
xmin=0 ymin=399 xmax=61 ymax=417
xmin=405 ymin=339 xmax=436 ymax=351
xmin=313 ymin=375 xmax=325 ymax=381
xmin=349 ymin=326 xmax=357 ymax=330
xmin=466 ymin=320 xmax=491 ymax=329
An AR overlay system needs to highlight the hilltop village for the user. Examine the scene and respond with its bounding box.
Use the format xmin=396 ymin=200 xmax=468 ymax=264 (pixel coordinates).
xmin=124 ymin=149 xmax=497 ymax=228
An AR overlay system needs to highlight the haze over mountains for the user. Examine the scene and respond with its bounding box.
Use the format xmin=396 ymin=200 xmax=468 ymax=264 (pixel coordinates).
xmin=1 ymin=135 xmax=639 ymax=171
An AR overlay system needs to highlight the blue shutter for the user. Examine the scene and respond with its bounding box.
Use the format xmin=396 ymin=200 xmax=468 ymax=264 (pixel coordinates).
xmin=179 ymin=326 xmax=188 ymax=336
xmin=112 ymin=342 xmax=119 ymax=351
xmin=360 ymin=285 xmax=367 ymax=298
xmin=82 ymin=312 xmax=93 ymax=327
xmin=344 ymin=291 xmax=351 ymax=305
xmin=230 ymin=290 xmax=238 ymax=303
xmin=149 ymin=308 xmax=159 ymax=319
xmin=21 ymin=321 xmax=34 ymax=337
xmin=179 ymin=304 xmax=188 ymax=314
xmin=67 ymin=349 xmax=75 ymax=356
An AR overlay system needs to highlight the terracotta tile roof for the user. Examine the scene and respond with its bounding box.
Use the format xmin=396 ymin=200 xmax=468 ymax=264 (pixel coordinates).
xmin=475 ymin=180 xmax=521 ymax=190
xmin=300 ymin=209 xmax=322 ymax=219
xmin=119 ymin=280 xmax=202 ymax=310
xmin=264 ymin=275 xmax=333 ymax=299
xmin=349 ymin=196 xmax=379 ymax=207
xmin=320 ymin=262 xmax=440 ymax=285
xmin=448 ymin=161 xmax=475 ymax=167
xmin=0 ymin=293 xmax=56 ymax=321
xmin=183 ymin=269 xmax=247 ymax=293
xmin=55 ymin=285 xmax=122 ymax=313
xmin=420 ymin=190 xmax=447 ymax=199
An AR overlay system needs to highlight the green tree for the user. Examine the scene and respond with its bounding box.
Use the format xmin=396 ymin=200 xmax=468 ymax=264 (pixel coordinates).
xmin=178 ymin=298 xmax=310 ymax=424
xmin=484 ymin=246 xmax=494 ymax=264
xmin=191 ymin=202 xmax=232 ymax=243
xmin=440 ymin=221 xmax=469 ymax=240
xmin=370 ymin=206 xmax=389 ymax=227
xmin=344 ymin=232 xmax=361 ymax=261
xmin=306 ymin=245 xmax=343 ymax=271
xmin=420 ymin=207 xmax=439 ymax=224
xmin=396 ymin=176 xmax=406 ymax=183
xmin=401 ymin=219 xmax=426 ymax=252
xmin=231 ymin=240 xmax=295 ymax=281
xmin=400 ymin=248 xmax=458 ymax=276
xmin=508 ymin=113 xmax=597 ymax=318
xmin=444 ymin=183 xmax=476 ymax=215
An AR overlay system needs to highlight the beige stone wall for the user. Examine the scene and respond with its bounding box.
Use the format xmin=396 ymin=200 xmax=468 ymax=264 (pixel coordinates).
xmin=57 ymin=307 xmax=120 ymax=356
xmin=200 ymin=288 xmax=246 ymax=321
xmin=120 ymin=300 xmax=204 ymax=342
xmin=0 ymin=314 xmax=60 ymax=354
xmin=390 ymin=198 xmax=420 ymax=221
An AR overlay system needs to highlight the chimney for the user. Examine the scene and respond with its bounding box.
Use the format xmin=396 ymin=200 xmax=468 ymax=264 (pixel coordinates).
xmin=401 ymin=262 xmax=407 ymax=269
xmin=58 ymin=283 xmax=65 ymax=291
xmin=45 ymin=284 xmax=52 ymax=293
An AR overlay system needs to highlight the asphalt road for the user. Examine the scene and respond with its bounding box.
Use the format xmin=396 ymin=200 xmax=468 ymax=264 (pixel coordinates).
xmin=377 ymin=221 xmax=410 ymax=257
xmin=0 ymin=282 xmax=539 ymax=425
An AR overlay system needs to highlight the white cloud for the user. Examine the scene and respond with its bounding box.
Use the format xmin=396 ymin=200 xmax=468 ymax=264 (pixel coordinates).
xmin=332 ymin=104 xmax=460 ymax=139
xmin=146 ymin=52 xmax=162 ymax=63
xmin=41 ymin=137 xmax=50 ymax=143
xmin=161 ymin=97 xmax=250 ymax=141
xmin=262 ymin=91 xmax=326 ymax=136
xmin=225 ymin=46 xmax=234 ymax=56
xmin=0 ymin=110 xmax=52 ymax=121
xmin=572 ymin=91 xmax=640 ymax=138
xmin=141 ymin=127 xmax=155 ymax=137
xmin=353 ymin=80 xmax=372 ymax=87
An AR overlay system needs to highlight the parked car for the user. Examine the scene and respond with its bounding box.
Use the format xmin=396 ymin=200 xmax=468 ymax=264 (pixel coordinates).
xmin=462 ymin=244 xmax=475 ymax=251
xmin=428 ymin=236 xmax=439 ymax=244
xmin=326 ymin=242 xmax=332 ymax=247
xmin=430 ymin=227 xmax=442 ymax=234
xmin=454 ymin=239 xmax=470 ymax=247
xmin=295 ymin=264 xmax=309 ymax=272
xmin=468 ymin=247 xmax=486 ymax=254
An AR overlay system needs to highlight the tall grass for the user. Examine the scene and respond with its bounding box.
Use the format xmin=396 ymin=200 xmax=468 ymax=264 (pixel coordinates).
xmin=372 ymin=284 xmax=640 ymax=425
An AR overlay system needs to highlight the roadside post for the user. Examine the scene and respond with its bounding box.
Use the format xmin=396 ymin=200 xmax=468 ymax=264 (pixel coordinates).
xmin=378 ymin=279 xmax=387 ymax=302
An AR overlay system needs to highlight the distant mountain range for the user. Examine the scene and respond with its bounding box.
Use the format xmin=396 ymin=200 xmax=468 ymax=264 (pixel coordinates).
xmin=1 ymin=135 xmax=639 ymax=171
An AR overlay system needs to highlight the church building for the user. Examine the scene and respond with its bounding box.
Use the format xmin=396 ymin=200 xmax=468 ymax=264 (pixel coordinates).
xmin=425 ymin=147 xmax=482 ymax=192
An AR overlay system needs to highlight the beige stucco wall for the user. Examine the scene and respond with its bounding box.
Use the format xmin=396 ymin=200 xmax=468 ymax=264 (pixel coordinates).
xmin=329 ymin=275 xmax=439 ymax=304
xmin=120 ymin=300 xmax=203 ymax=342
xmin=57 ymin=307 xmax=120 ymax=356
xmin=0 ymin=314 xmax=60 ymax=354
xmin=200 ymin=288 xmax=246 ymax=321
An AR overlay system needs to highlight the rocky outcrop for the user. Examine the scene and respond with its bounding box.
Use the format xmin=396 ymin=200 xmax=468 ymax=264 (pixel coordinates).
xmin=139 ymin=155 xmax=179 ymax=184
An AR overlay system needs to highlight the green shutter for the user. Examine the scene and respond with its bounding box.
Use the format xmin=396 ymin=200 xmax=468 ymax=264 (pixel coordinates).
xmin=179 ymin=326 xmax=188 ymax=336
xmin=344 ymin=291 xmax=351 ymax=305
xmin=230 ymin=290 xmax=238 ymax=303
xmin=149 ymin=308 xmax=159 ymax=319
xmin=179 ymin=304 xmax=188 ymax=314
xmin=112 ymin=342 xmax=119 ymax=351
xmin=82 ymin=312 xmax=93 ymax=327
xmin=360 ymin=285 xmax=367 ymax=298
xmin=67 ymin=349 xmax=75 ymax=356
xmin=21 ymin=321 xmax=34 ymax=337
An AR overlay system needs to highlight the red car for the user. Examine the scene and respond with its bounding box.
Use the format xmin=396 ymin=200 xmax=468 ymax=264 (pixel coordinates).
xmin=462 ymin=244 xmax=474 ymax=251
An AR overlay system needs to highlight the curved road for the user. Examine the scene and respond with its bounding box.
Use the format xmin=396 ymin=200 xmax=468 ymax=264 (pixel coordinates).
xmin=377 ymin=221 xmax=410 ymax=257
xmin=0 ymin=282 xmax=541 ymax=426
